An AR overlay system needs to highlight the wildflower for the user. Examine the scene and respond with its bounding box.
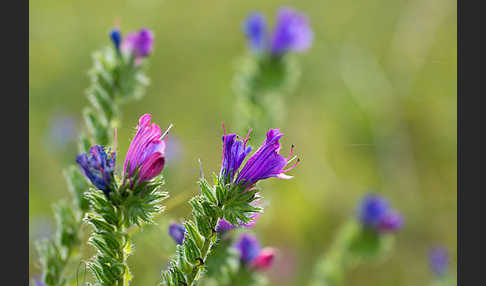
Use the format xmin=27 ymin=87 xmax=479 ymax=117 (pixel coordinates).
xmin=233 ymin=234 xmax=261 ymax=263
xmin=76 ymin=145 xmax=116 ymax=197
xmin=109 ymin=28 xmax=122 ymax=53
xmin=233 ymin=234 xmax=276 ymax=271
xmin=124 ymin=114 xmax=168 ymax=186
xmin=236 ymin=129 xmax=299 ymax=187
xmin=220 ymin=127 xmax=252 ymax=184
xmin=34 ymin=279 xmax=46 ymax=286
xmin=168 ymin=223 xmax=186 ymax=245
xmin=215 ymin=212 xmax=260 ymax=234
xmin=121 ymin=28 xmax=154 ymax=61
xmin=250 ymin=248 xmax=276 ymax=271
xmin=243 ymin=7 xmax=313 ymax=56
xmin=270 ymin=7 xmax=313 ymax=55
xmin=357 ymin=194 xmax=404 ymax=233
xmin=243 ymin=13 xmax=267 ymax=52
xmin=429 ymin=246 xmax=449 ymax=277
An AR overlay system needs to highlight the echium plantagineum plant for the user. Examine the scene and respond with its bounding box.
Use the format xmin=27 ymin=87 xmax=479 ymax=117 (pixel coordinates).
xmin=35 ymin=27 xmax=156 ymax=286
xmin=161 ymin=128 xmax=299 ymax=286
xmin=233 ymin=7 xmax=313 ymax=141
xmin=310 ymin=194 xmax=404 ymax=286
xmin=428 ymin=246 xmax=457 ymax=286
xmin=78 ymin=114 xmax=170 ymax=286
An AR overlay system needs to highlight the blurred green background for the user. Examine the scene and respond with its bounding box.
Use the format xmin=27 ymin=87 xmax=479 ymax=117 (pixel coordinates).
xmin=29 ymin=0 xmax=457 ymax=285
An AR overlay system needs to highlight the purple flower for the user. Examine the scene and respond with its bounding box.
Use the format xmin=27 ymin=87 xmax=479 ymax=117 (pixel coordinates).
xmin=270 ymin=7 xmax=313 ymax=55
xmin=233 ymin=234 xmax=262 ymax=263
xmin=220 ymin=128 xmax=252 ymax=184
xmin=76 ymin=145 xmax=116 ymax=197
xmin=357 ymin=194 xmax=404 ymax=233
xmin=168 ymin=223 xmax=186 ymax=245
xmin=242 ymin=7 xmax=313 ymax=56
xmin=110 ymin=28 xmax=122 ymax=53
xmin=429 ymin=246 xmax=449 ymax=276
xmin=124 ymin=114 xmax=166 ymax=186
xmin=243 ymin=13 xmax=267 ymax=52
xmin=121 ymin=28 xmax=154 ymax=62
xmin=377 ymin=210 xmax=403 ymax=232
xmin=216 ymin=203 xmax=261 ymax=234
xmin=236 ymin=129 xmax=299 ymax=187
xmin=34 ymin=278 xmax=46 ymax=286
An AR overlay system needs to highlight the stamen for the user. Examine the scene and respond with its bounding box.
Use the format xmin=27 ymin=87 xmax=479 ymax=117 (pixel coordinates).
xmin=222 ymin=122 xmax=226 ymax=135
xmin=282 ymin=158 xmax=300 ymax=172
xmin=286 ymin=144 xmax=295 ymax=161
xmin=287 ymin=155 xmax=298 ymax=164
xmin=244 ymin=128 xmax=252 ymax=143
xmin=198 ymin=158 xmax=204 ymax=179
xmin=161 ymin=123 xmax=174 ymax=141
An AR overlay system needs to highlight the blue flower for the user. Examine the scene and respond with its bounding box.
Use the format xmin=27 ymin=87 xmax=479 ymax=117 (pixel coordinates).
xmin=110 ymin=28 xmax=122 ymax=53
xmin=168 ymin=223 xmax=186 ymax=245
xmin=243 ymin=13 xmax=267 ymax=52
xmin=233 ymin=234 xmax=261 ymax=263
xmin=76 ymin=145 xmax=116 ymax=197
xmin=220 ymin=131 xmax=252 ymax=184
xmin=357 ymin=194 xmax=403 ymax=233
xmin=429 ymin=246 xmax=449 ymax=277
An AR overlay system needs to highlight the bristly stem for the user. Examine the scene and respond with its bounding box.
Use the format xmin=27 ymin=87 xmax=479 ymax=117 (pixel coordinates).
xmin=36 ymin=33 xmax=151 ymax=286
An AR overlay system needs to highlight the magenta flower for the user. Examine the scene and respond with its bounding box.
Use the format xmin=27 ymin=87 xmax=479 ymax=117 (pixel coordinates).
xmin=250 ymin=248 xmax=276 ymax=271
xmin=121 ymin=28 xmax=154 ymax=63
xmin=236 ymin=129 xmax=299 ymax=187
xmin=124 ymin=114 xmax=167 ymax=186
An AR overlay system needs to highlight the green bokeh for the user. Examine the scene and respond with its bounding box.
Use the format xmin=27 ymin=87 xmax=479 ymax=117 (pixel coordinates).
xmin=29 ymin=0 xmax=457 ymax=285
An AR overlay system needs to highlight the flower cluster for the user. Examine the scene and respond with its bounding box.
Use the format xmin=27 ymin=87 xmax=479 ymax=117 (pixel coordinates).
xmin=357 ymin=194 xmax=403 ymax=233
xmin=76 ymin=114 xmax=168 ymax=196
xmin=110 ymin=28 xmax=154 ymax=63
xmin=243 ymin=7 xmax=313 ymax=56
xmin=233 ymin=234 xmax=276 ymax=271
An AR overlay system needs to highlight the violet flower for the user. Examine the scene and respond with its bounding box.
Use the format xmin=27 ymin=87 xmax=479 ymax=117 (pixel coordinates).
xmin=429 ymin=246 xmax=449 ymax=277
xmin=357 ymin=194 xmax=404 ymax=233
xmin=121 ymin=28 xmax=154 ymax=62
xmin=243 ymin=7 xmax=313 ymax=56
xmin=124 ymin=114 xmax=167 ymax=186
xmin=215 ymin=212 xmax=260 ymax=234
xmin=233 ymin=234 xmax=276 ymax=271
xmin=270 ymin=7 xmax=313 ymax=55
xmin=236 ymin=129 xmax=299 ymax=187
xmin=233 ymin=234 xmax=262 ymax=263
xmin=168 ymin=223 xmax=186 ymax=245
xmin=220 ymin=128 xmax=252 ymax=184
xmin=76 ymin=145 xmax=116 ymax=197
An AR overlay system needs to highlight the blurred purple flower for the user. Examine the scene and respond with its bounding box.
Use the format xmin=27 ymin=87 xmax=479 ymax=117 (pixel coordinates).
xmin=236 ymin=129 xmax=299 ymax=187
xmin=121 ymin=28 xmax=154 ymax=63
xmin=233 ymin=234 xmax=261 ymax=263
xmin=215 ymin=219 xmax=238 ymax=234
xmin=34 ymin=278 xmax=46 ymax=286
xmin=76 ymin=145 xmax=116 ymax=197
xmin=168 ymin=223 xmax=186 ymax=245
xmin=271 ymin=7 xmax=313 ymax=55
xmin=45 ymin=114 xmax=77 ymax=152
xmin=242 ymin=7 xmax=313 ymax=56
xmin=357 ymin=194 xmax=403 ymax=233
xmin=429 ymin=246 xmax=449 ymax=276
xmin=124 ymin=114 xmax=166 ymax=186
xmin=243 ymin=13 xmax=267 ymax=52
